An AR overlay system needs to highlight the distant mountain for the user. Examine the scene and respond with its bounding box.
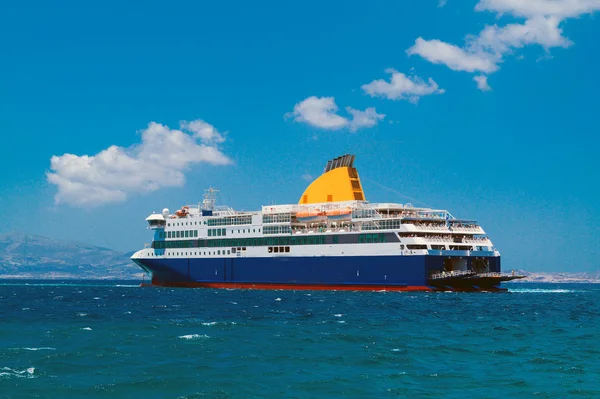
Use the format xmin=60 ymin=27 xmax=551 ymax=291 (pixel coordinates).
xmin=513 ymin=269 xmax=600 ymax=283
xmin=0 ymin=233 xmax=143 ymax=280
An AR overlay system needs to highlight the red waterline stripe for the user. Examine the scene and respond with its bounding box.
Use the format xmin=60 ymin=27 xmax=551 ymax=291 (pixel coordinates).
xmin=143 ymin=280 xmax=433 ymax=291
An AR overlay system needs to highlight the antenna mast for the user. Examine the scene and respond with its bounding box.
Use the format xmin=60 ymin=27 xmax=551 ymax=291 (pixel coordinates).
xmin=202 ymin=187 xmax=219 ymax=210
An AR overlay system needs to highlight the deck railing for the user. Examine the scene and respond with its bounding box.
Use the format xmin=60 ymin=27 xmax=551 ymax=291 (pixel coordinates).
xmin=429 ymin=270 xmax=476 ymax=280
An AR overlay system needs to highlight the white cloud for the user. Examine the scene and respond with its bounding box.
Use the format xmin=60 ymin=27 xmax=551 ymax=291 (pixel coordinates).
xmin=179 ymin=119 xmax=225 ymax=143
xmin=473 ymin=16 xmax=572 ymax=55
xmin=47 ymin=120 xmax=232 ymax=207
xmin=408 ymin=16 xmax=573 ymax=77
xmin=346 ymin=107 xmax=386 ymax=131
xmin=286 ymin=96 xmax=384 ymax=132
xmin=408 ymin=0 xmax=600 ymax=89
xmin=301 ymin=173 xmax=314 ymax=182
xmin=362 ymin=68 xmax=445 ymax=102
xmin=439 ymin=0 xmax=448 ymax=7
xmin=475 ymin=0 xmax=600 ymax=19
xmin=286 ymin=96 xmax=348 ymax=130
xmin=407 ymin=38 xmax=499 ymax=73
xmin=474 ymin=75 xmax=492 ymax=91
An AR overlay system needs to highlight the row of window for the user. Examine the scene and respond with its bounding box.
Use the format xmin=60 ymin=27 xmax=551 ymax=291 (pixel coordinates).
xmin=362 ymin=220 xmax=403 ymax=230
xmin=263 ymin=225 xmax=292 ymax=235
xmin=153 ymin=235 xmax=329 ymax=249
xmin=163 ymin=250 xmax=233 ymax=257
xmin=152 ymin=233 xmax=393 ymax=249
xmin=357 ymin=233 xmax=387 ymax=243
xmin=163 ymin=228 xmax=263 ymax=239
xmin=268 ymin=246 xmax=290 ymax=253
xmin=167 ymin=221 xmax=201 ymax=227
xmin=263 ymin=214 xmax=292 ymax=224
xmin=206 ymin=215 xmax=252 ymax=226
xmin=166 ymin=230 xmax=198 ymax=239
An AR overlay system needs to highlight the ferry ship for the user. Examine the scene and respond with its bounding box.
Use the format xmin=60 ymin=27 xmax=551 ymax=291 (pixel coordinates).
xmin=131 ymin=155 xmax=522 ymax=291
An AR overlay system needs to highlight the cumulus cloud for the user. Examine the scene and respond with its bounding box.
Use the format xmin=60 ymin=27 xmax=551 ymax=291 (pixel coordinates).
xmin=179 ymin=119 xmax=226 ymax=143
xmin=475 ymin=0 xmax=600 ymax=19
xmin=408 ymin=0 xmax=600 ymax=89
xmin=473 ymin=16 xmax=572 ymax=55
xmin=474 ymin=75 xmax=492 ymax=91
xmin=286 ymin=96 xmax=384 ymax=132
xmin=286 ymin=96 xmax=348 ymax=130
xmin=346 ymin=107 xmax=386 ymax=131
xmin=301 ymin=173 xmax=314 ymax=182
xmin=407 ymin=38 xmax=499 ymax=73
xmin=47 ymin=120 xmax=232 ymax=207
xmin=362 ymin=68 xmax=446 ymax=102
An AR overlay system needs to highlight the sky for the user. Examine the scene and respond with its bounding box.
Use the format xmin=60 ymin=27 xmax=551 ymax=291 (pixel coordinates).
xmin=0 ymin=0 xmax=599 ymax=272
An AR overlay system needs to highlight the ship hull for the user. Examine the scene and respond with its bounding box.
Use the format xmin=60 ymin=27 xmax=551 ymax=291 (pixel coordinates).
xmin=133 ymin=254 xmax=502 ymax=291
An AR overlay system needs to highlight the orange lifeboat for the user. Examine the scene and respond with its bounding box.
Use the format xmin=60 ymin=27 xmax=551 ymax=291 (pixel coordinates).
xmin=175 ymin=206 xmax=189 ymax=218
xmin=325 ymin=207 xmax=352 ymax=220
xmin=296 ymin=210 xmax=326 ymax=223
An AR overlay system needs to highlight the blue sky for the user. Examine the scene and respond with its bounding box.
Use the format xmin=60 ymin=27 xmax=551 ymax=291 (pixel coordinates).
xmin=1 ymin=0 xmax=599 ymax=272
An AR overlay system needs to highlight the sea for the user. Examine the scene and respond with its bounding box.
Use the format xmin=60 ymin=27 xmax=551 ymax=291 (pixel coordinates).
xmin=0 ymin=281 xmax=598 ymax=398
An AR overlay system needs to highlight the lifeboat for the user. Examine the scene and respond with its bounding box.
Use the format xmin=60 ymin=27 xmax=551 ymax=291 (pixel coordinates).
xmin=296 ymin=210 xmax=326 ymax=223
xmin=175 ymin=206 xmax=189 ymax=218
xmin=325 ymin=207 xmax=352 ymax=220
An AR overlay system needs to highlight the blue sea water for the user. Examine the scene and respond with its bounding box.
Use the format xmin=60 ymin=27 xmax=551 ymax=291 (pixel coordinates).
xmin=0 ymin=281 xmax=599 ymax=398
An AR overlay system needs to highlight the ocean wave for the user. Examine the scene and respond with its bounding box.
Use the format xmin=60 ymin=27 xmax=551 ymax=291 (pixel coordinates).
xmin=200 ymin=321 xmax=236 ymax=326
xmin=81 ymin=327 xmax=92 ymax=331
xmin=178 ymin=334 xmax=210 ymax=340
xmin=0 ymin=367 xmax=35 ymax=379
xmin=10 ymin=347 xmax=55 ymax=351
xmin=509 ymin=288 xmax=579 ymax=293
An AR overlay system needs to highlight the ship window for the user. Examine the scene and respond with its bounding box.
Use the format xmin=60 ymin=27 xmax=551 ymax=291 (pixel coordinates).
xmin=218 ymin=250 xmax=220 ymax=255
xmin=258 ymin=229 xmax=261 ymax=232
xmin=227 ymin=250 xmax=230 ymax=255
xmin=221 ymin=228 xmax=226 ymax=236
xmin=285 ymin=246 xmax=290 ymax=252
xmin=185 ymin=231 xmax=189 ymax=238
xmin=208 ymin=229 xmax=212 ymax=237
xmin=273 ymin=247 xmax=278 ymax=253
xmin=268 ymin=247 xmax=273 ymax=253
xmin=176 ymin=231 xmax=180 ymax=238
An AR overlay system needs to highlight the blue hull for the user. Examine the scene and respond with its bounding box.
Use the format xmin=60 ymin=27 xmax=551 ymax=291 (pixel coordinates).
xmin=134 ymin=255 xmax=502 ymax=290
